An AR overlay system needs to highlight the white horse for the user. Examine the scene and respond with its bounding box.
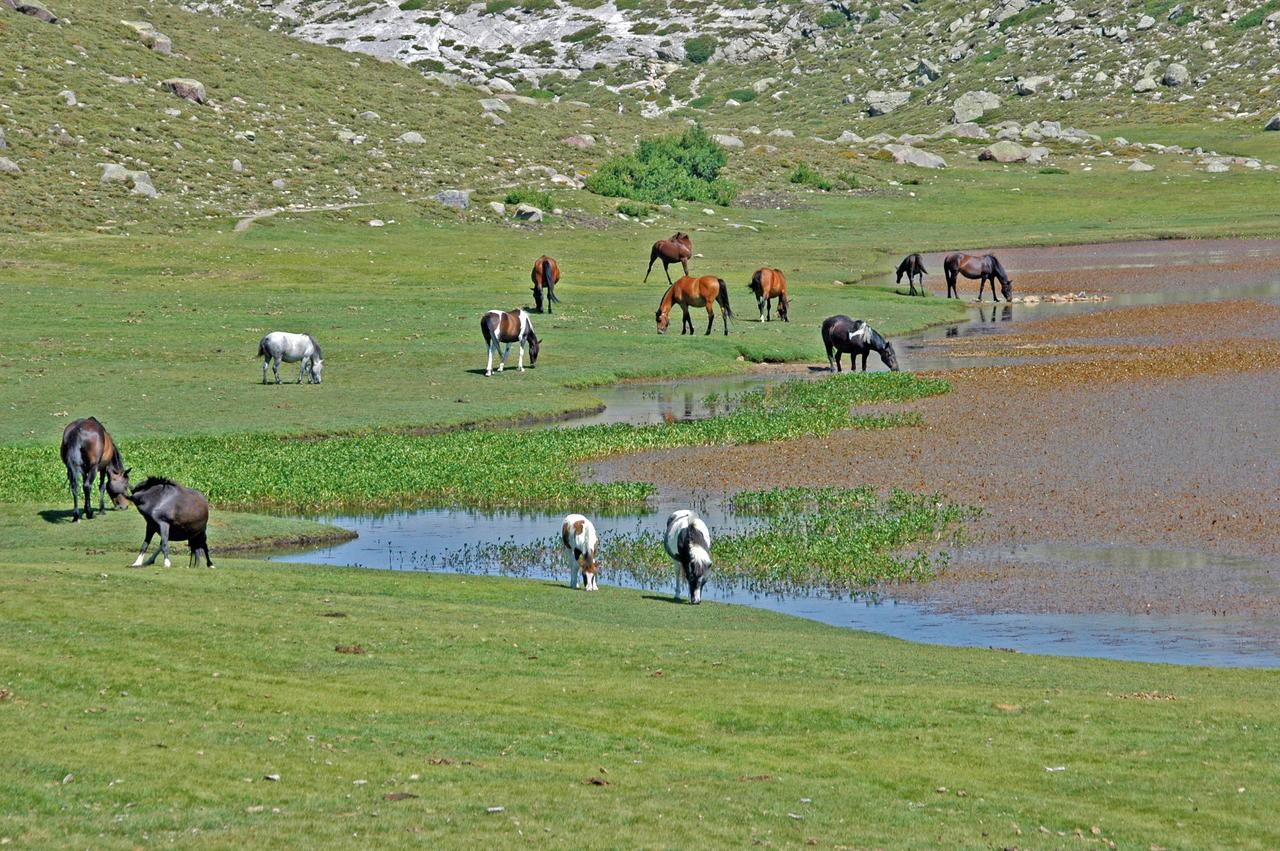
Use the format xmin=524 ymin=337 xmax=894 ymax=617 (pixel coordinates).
xmin=665 ymin=509 xmax=712 ymax=604
xmin=481 ymin=309 xmax=539 ymax=377
xmin=561 ymin=514 xmax=600 ymax=590
xmin=258 ymin=332 xmax=324 ymax=385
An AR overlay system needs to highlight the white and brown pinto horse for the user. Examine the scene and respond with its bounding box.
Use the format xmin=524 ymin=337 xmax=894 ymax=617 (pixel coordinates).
xmin=821 ymin=315 xmax=900 ymax=372
xmin=561 ymin=513 xmax=600 ymax=591
xmin=748 ymin=267 xmax=789 ymax=322
xmin=481 ymin=309 xmax=540 ymax=376
xmin=666 ymin=509 xmax=712 ymax=604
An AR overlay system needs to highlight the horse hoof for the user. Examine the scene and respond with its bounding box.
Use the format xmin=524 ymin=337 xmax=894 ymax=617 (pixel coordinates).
xmin=485 ymin=371 xmax=492 ymax=377
xmin=163 ymin=559 xmax=171 ymax=569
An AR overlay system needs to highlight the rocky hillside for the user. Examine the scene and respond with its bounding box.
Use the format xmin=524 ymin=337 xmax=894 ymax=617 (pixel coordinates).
xmin=196 ymin=0 xmax=1280 ymax=132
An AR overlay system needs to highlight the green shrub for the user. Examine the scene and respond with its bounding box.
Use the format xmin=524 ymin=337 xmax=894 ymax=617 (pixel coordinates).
xmin=837 ymin=171 xmax=861 ymax=189
xmin=790 ymin=163 xmax=833 ymax=191
xmin=565 ymin=23 xmax=604 ymax=43
xmin=398 ymin=0 xmax=426 ymax=9
xmin=684 ymin=35 xmax=717 ymax=64
xmin=816 ymin=10 xmax=847 ymax=29
xmin=726 ymin=88 xmax=757 ymax=103
xmin=1038 ymin=166 xmax=1068 ymax=175
xmin=866 ymin=8 xmax=882 ymax=22
xmin=999 ymin=3 xmax=1051 ymax=29
xmin=976 ymin=45 xmax=1006 ymax=62
xmin=504 ymin=187 xmax=554 ymax=209
xmin=585 ymin=125 xmax=737 ymax=206
xmin=616 ymin=201 xmax=651 ymax=218
xmin=689 ymin=94 xmax=715 ymax=109
xmin=1235 ymin=2 xmax=1276 ymax=28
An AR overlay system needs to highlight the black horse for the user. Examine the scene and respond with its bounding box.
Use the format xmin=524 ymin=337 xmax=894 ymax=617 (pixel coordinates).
xmin=895 ymin=253 xmax=929 ymax=297
xmin=127 ymin=477 xmax=214 ymax=569
xmin=943 ymin=253 xmax=1013 ymax=302
xmin=821 ymin=315 xmax=900 ymax=372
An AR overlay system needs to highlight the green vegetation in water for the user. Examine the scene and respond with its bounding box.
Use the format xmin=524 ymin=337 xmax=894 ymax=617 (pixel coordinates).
xmin=683 ymin=35 xmax=717 ymax=64
xmin=0 ymin=374 xmax=948 ymax=512
xmin=503 ymin=187 xmax=555 ymax=210
xmin=790 ymin=163 xmax=834 ymax=191
xmin=585 ymin=125 xmax=737 ymax=206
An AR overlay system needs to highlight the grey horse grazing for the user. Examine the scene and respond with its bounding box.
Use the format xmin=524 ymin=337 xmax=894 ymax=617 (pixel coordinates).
xmin=127 ymin=477 xmax=214 ymax=569
xmin=60 ymin=417 xmax=131 ymax=522
xmin=258 ymin=331 xmax=324 ymax=385
xmin=665 ymin=509 xmax=712 ymax=604
xmin=821 ymin=315 xmax=900 ymax=372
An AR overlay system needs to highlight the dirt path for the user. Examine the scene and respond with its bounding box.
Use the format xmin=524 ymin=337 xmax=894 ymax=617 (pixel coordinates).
xmin=595 ymin=240 xmax=1280 ymax=619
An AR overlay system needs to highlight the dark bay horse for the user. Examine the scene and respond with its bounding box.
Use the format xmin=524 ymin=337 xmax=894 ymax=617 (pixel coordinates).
xmin=943 ymin=253 xmax=1013 ymax=301
xmin=481 ymin=308 xmax=540 ymax=375
xmin=644 ymin=232 xmax=692 ymax=284
xmin=127 ymin=477 xmax=214 ymax=569
xmin=60 ymin=417 xmax=131 ymax=522
xmin=656 ymin=276 xmax=733 ymax=336
xmin=531 ymin=255 xmax=561 ymax=314
xmin=821 ymin=315 xmax=900 ymax=372
xmin=895 ymin=253 xmax=929 ymax=297
xmin=748 ymin=267 xmax=789 ymax=322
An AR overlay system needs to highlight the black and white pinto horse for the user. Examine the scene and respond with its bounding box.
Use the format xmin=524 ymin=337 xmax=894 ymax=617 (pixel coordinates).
xmin=481 ymin=308 xmax=540 ymax=376
xmin=895 ymin=253 xmax=929 ymax=297
xmin=258 ymin=331 xmax=324 ymax=384
xmin=561 ymin=513 xmax=600 ymax=591
xmin=665 ymin=509 xmax=712 ymax=604
xmin=821 ymin=315 xmax=900 ymax=372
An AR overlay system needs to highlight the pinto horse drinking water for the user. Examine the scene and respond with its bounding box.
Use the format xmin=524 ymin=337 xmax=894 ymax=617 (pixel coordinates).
xmin=895 ymin=253 xmax=929 ymax=297
xmin=748 ymin=267 xmax=789 ymax=322
xmin=821 ymin=315 xmax=900 ymax=372
xmin=530 ymin=255 xmax=561 ymax=314
xmin=643 ymin=232 xmax=693 ymax=284
xmin=60 ymin=417 xmax=131 ymax=522
xmin=656 ymin=276 xmax=733 ymax=336
xmin=561 ymin=513 xmax=600 ymax=591
xmin=943 ymin=253 xmax=1013 ymax=301
xmin=666 ymin=509 xmax=712 ymax=604
xmin=481 ymin=308 xmax=540 ymax=376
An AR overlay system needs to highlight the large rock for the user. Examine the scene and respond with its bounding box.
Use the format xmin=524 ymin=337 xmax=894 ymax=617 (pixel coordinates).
xmin=866 ymin=90 xmax=911 ymax=116
xmin=0 ymin=157 xmax=20 ymax=175
xmin=942 ymin=122 xmax=990 ymax=139
xmin=13 ymin=1 xmax=56 ymax=22
xmin=562 ymin=134 xmax=595 ymax=149
xmin=478 ymin=97 xmax=511 ymax=114
xmin=979 ymin=141 xmax=1036 ymax=163
xmin=162 ymin=78 xmax=207 ymax=104
xmin=1162 ymin=63 xmax=1190 ymax=87
xmin=712 ymin=134 xmax=743 ymax=148
xmin=397 ymin=131 xmax=426 ymax=144
xmin=951 ymin=90 xmax=1000 ymax=124
xmin=514 ymin=203 xmax=544 ymax=222
xmin=121 ymin=21 xmax=172 ymax=55
xmin=882 ymin=144 xmax=947 ymax=168
xmin=1133 ymin=77 xmax=1158 ymax=93
xmin=1264 ymin=114 xmax=1280 ymax=132
xmin=432 ymin=189 xmax=471 ymax=210
xmin=99 ymin=162 xmax=157 ymax=196
xmin=1015 ymin=76 xmax=1052 ymax=96
xmin=1128 ymin=161 xmax=1155 ymax=172
xmin=836 ymin=130 xmax=863 ymax=144
xmin=916 ymin=58 xmax=941 ymax=81
xmin=989 ymin=0 xmax=1027 ymax=23
xmin=1136 ymin=14 xmax=1156 ymax=29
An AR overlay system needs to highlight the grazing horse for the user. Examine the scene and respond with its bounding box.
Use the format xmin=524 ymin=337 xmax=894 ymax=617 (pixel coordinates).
xmin=60 ymin=417 xmax=131 ymax=522
xmin=748 ymin=267 xmax=789 ymax=322
xmin=531 ymin=255 xmax=561 ymax=314
xmin=127 ymin=477 xmax=214 ymax=569
xmin=656 ymin=276 xmax=733 ymax=336
xmin=665 ymin=509 xmax=712 ymax=605
xmin=821 ymin=315 xmax=900 ymax=372
xmin=643 ymin=232 xmax=693 ymax=284
xmin=259 ymin=331 xmax=324 ymax=384
xmin=943 ymin=253 xmax=1013 ymax=302
xmin=895 ymin=253 xmax=929 ymax=297
xmin=481 ymin=308 xmax=540 ymax=376
xmin=561 ymin=513 xmax=600 ymax=591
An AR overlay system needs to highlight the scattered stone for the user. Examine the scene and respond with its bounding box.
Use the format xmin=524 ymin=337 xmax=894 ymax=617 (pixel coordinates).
xmin=1015 ymin=76 xmax=1052 ymax=96
xmin=13 ymin=1 xmax=57 ymax=23
xmin=232 ymin=158 xmax=243 ymax=173
xmin=561 ymin=134 xmax=595 ymax=149
xmin=432 ymin=189 xmax=471 ymax=210
xmin=57 ymin=89 xmax=76 ymax=106
xmin=0 ymin=157 xmax=20 ymax=175
xmin=482 ymin=112 xmax=505 ymax=127
xmin=836 ymin=130 xmax=863 ymax=144
xmin=866 ymin=90 xmax=911 ymax=116
xmin=712 ymin=134 xmax=743 ymax=148
xmin=271 ymin=178 xmax=286 ymax=189
xmin=980 ymin=141 xmax=1030 ymax=163
xmin=916 ymin=58 xmax=942 ymax=81
xmin=1133 ymin=77 xmax=1158 ymax=93
xmin=487 ymin=201 xmax=506 ymax=216
xmin=942 ymin=122 xmax=989 ymax=140
xmin=514 ymin=203 xmax=543 ymax=222
xmin=750 ymin=144 xmax=779 ymax=155
xmin=1128 ymin=161 xmax=1155 ymax=172
xmin=1205 ymin=161 xmax=1229 ymax=173
xmin=0 ymin=128 xmax=5 ymax=149
xmin=767 ymin=128 xmax=794 ymax=138
xmin=358 ymin=110 xmax=380 ymax=120
xmin=882 ymin=144 xmax=947 ymax=168
xmin=100 ymin=162 xmax=156 ymax=196
xmin=162 ymin=78 xmax=207 ymax=105
xmin=397 ymin=131 xmax=426 ymax=144
xmin=487 ymin=77 xmax=516 ymax=93
xmin=235 ymin=130 xmax=256 ymax=143
xmin=121 ymin=20 xmax=172 ymax=55
xmin=1162 ymin=63 xmax=1189 ymax=87
xmin=1136 ymin=14 xmax=1155 ymax=29
xmin=368 ymin=219 xmax=384 ymax=227
xmin=951 ymin=90 xmax=1000 ymax=124
xmin=478 ymin=98 xmax=511 ymax=114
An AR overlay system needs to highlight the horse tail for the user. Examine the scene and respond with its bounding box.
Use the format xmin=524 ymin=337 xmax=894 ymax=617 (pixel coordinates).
xmin=749 ymin=268 xmax=762 ymax=295
xmin=543 ymin=258 xmax=560 ymax=303
xmin=480 ymin=315 xmax=494 ymax=347
xmin=918 ymin=255 xmax=928 ymax=275
xmin=716 ymin=279 xmax=733 ymax=318
xmin=257 ymin=336 xmax=268 ymax=358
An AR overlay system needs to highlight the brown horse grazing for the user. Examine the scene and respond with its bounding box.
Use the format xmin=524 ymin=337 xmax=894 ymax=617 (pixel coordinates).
xmin=644 ymin=232 xmax=692 ymax=284
xmin=943 ymin=253 xmax=1013 ymax=301
xmin=530 ymin=255 xmax=561 ymax=314
xmin=60 ymin=417 xmax=131 ymax=522
xmin=895 ymin=253 xmax=929 ymax=297
xmin=127 ymin=477 xmax=214 ymax=569
xmin=481 ymin=308 xmax=540 ymax=376
xmin=748 ymin=268 xmax=789 ymax=322
xmin=656 ymin=276 xmax=733 ymax=336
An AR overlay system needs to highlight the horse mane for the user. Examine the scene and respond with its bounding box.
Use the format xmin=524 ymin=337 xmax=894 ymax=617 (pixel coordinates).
xmin=133 ymin=475 xmax=178 ymax=491
xmin=308 ymin=335 xmax=323 ymax=359
xmin=989 ymin=255 xmax=1009 ymax=283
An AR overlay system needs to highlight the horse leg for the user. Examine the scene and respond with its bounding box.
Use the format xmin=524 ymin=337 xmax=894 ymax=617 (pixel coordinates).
xmin=131 ymin=521 xmax=158 ymax=567
xmin=664 ymin=261 xmax=674 ymax=286
xmin=485 ymin=339 xmax=496 ymax=376
xmin=705 ymin=306 xmax=715 ymax=336
xmin=297 ymin=358 xmax=306 ymax=384
xmin=157 ymin=521 xmax=172 ymax=568
xmin=516 ymin=340 xmax=525 ymax=372
xmin=272 ymin=357 xmax=281 ymax=384
xmin=68 ymin=469 xmax=81 ymax=522
xmin=861 ymin=351 xmax=869 ymax=372
xmin=83 ymin=469 xmax=94 ymax=520
xmin=758 ymin=295 xmax=766 ymax=322
xmin=262 ymin=357 xmax=269 ymax=385
xmin=97 ymin=468 xmax=107 ymax=512
xmin=721 ymin=304 xmax=730 ymax=336
xmin=681 ymin=305 xmax=692 ymax=335
xmin=681 ymin=258 xmax=690 ymax=278
xmin=673 ymin=563 xmax=684 ymax=600
xmin=499 ymin=342 xmax=511 ymax=372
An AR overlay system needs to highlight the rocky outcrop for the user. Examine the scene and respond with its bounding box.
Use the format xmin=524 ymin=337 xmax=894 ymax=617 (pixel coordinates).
xmin=0 ymin=157 xmax=20 ymax=175
xmin=1015 ymin=76 xmax=1052 ymax=96
xmin=1265 ymin=115 xmax=1280 ymax=132
xmin=951 ymin=90 xmax=1000 ymax=124
xmin=712 ymin=134 xmax=743 ymax=148
xmin=100 ymin=163 xmax=158 ymax=197
xmin=122 ymin=20 xmax=172 ymax=55
xmin=432 ymin=189 xmax=471 ymax=210
xmin=514 ymin=203 xmax=544 ymax=222
xmin=978 ymin=141 xmax=1048 ymax=163
xmin=11 ymin=1 xmax=56 ymax=23
xmin=866 ymin=90 xmax=911 ymax=116
xmin=1162 ymin=63 xmax=1189 ymax=87
xmin=882 ymin=144 xmax=947 ymax=168
xmin=162 ymin=78 xmax=207 ymax=104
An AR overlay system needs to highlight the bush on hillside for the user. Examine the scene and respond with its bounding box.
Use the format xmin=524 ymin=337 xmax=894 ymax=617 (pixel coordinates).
xmin=790 ymin=163 xmax=833 ymax=191
xmin=504 ymin=187 xmax=554 ymax=209
xmin=585 ymin=126 xmax=737 ymax=206
xmin=684 ymin=35 xmax=717 ymax=64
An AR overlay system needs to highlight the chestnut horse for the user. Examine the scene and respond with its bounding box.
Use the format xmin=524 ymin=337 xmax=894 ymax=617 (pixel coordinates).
xmin=895 ymin=253 xmax=929 ymax=297
xmin=656 ymin=276 xmax=733 ymax=336
xmin=60 ymin=417 xmax=131 ymax=522
xmin=943 ymin=253 xmax=1013 ymax=301
xmin=531 ymin=255 xmax=561 ymax=314
xmin=644 ymin=232 xmax=692 ymax=284
xmin=748 ymin=268 xmax=789 ymax=322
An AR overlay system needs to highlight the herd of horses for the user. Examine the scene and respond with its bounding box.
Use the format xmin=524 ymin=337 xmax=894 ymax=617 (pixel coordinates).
xmin=57 ymin=230 xmax=1013 ymax=597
